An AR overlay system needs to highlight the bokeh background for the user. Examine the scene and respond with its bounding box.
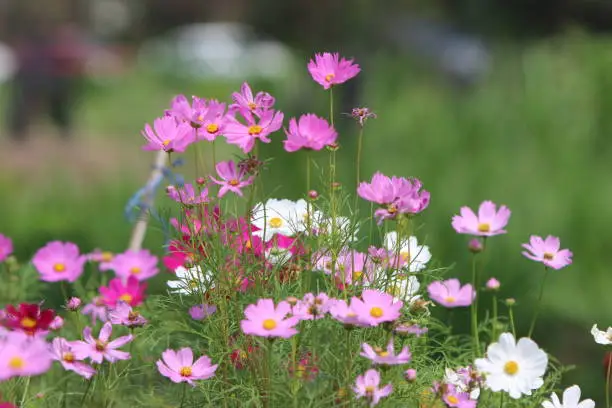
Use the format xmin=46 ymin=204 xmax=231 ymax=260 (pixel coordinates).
xmin=1 ymin=0 xmax=610 ymax=402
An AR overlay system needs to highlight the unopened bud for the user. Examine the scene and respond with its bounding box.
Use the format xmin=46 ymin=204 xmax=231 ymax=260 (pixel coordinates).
xmin=405 ymin=368 xmax=417 ymax=382
xmin=505 ymin=298 xmax=516 ymax=306
xmin=308 ymin=190 xmax=319 ymax=200
xmin=196 ymin=177 xmax=206 ymax=186
xmin=66 ymin=297 xmax=82 ymax=311
xmin=285 ymin=296 xmax=299 ymax=306
xmin=327 ymin=142 xmax=340 ymax=152
xmin=468 ymin=239 xmax=483 ymax=254
xmin=486 ymin=278 xmax=500 ymax=291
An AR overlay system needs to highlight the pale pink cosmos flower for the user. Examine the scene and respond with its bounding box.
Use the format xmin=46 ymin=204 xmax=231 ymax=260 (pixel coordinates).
xmin=51 ymin=338 xmax=96 ymax=379
xmin=166 ymin=183 xmax=209 ymax=206
xmin=440 ymin=384 xmax=477 ymax=408
xmin=49 ymin=316 xmax=64 ymax=330
xmin=210 ymin=160 xmax=255 ymax=198
xmin=71 ymin=322 xmax=133 ymax=364
xmin=240 ymin=299 xmax=299 ymax=338
xmin=283 ymin=114 xmax=337 ymax=152
xmin=522 ymin=235 xmax=573 ymax=270
xmin=32 ymin=241 xmax=86 ymax=283
xmin=308 ymin=52 xmax=361 ymax=89
xmin=353 ymin=368 xmax=393 ymax=407
xmin=360 ymin=340 xmax=411 ymax=365
xmin=229 ymin=82 xmax=275 ymax=117
xmin=292 ymin=293 xmax=331 ymax=320
xmin=189 ymin=304 xmax=217 ymax=320
xmin=452 ymin=201 xmax=511 ymax=237
xmin=141 ymin=116 xmax=193 ymax=153
xmin=0 ymin=332 xmax=53 ymax=381
xmin=427 ymin=279 xmax=475 ymax=308
xmin=100 ymin=249 xmax=159 ymax=281
xmin=351 ymin=290 xmax=403 ymax=327
xmin=108 ymin=301 xmax=147 ymax=328
xmin=0 ymin=233 xmax=13 ymax=262
xmin=328 ymin=299 xmax=364 ymax=327
xmin=394 ymin=323 xmax=429 ymax=337
xmin=224 ymin=109 xmax=284 ymax=153
xmin=156 ymin=347 xmax=218 ymax=386
xmin=81 ymin=297 xmax=108 ymax=325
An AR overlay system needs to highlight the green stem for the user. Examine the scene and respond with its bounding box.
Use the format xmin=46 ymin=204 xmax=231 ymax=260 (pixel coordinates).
xmin=470 ymin=253 xmax=481 ymax=354
xmin=499 ymin=392 xmax=504 ymax=408
xmin=355 ymin=127 xmax=363 ymax=189
xmin=79 ymin=377 xmax=94 ymax=407
xmin=20 ymin=376 xmax=31 ymax=407
xmin=508 ymin=306 xmax=517 ymax=338
xmin=179 ymin=381 xmax=187 ymax=408
xmin=492 ymin=294 xmax=498 ymax=341
xmin=606 ymin=354 xmax=611 ymax=408
xmin=528 ymin=268 xmax=549 ymax=338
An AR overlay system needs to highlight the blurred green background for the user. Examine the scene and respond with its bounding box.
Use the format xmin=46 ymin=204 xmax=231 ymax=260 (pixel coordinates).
xmin=1 ymin=0 xmax=612 ymax=403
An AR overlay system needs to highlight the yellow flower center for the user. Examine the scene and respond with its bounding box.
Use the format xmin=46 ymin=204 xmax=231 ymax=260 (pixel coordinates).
xmin=353 ymin=271 xmax=363 ymax=281
xmin=374 ymin=347 xmax=389 ymax=357
xmin=400 ymin=251 xmax=411 ymax=262
xmin=95 ymin=340 xmax=107 ymax=352
xmin=370 ymin=307 xmax=384 ymax=318
xmin=364 ymin=385 xmax=375 ymax=395
xmin=119 ymin=294 xmax=133 ymax=304
xmin=269 ymin=217 xmax=283 ymax=229
xmin=248 ymin=125 xmax=263 ymax=135
xmin=162 ymin=140 xmax=171 ymax=146
xmin=445 ymin=296 xmax=456 ymax=304
xmin=263 ymin=319 xmax=277 ymax=330
xmin=325 ymin=73 xmax=335 ymax=82
xmin=63 ymin=352 xmax=75 ymax=363
xmin=189 ymin=280 xmax=198 ymax=288
xmin=248 ymin=102 xmax=257 ymax=110
xmin=8 ymin=356 xmax=25 ymax=369
xmin=53 ymin=263 xmax=66 ymax=273
xmin=206 ymin=123 xmax=219 ymax=134
xmin=130 ymin=266 xmax=141 ymax=275
xmin=101 ymin=251 xmax=113 ymax=262
xmin=21 ymin=317 xmax=36 ymax=329
xmin=387 ymin=204 xmax=398 ymax=215
xmin=128 ymin=311 xmax=140 ymax=321
xmin=229 ymin=179 xmax=240 ymax=186
xmin=543 ymin=252 xmax=554 ymax=260
xmin=447 ymin=395 xmax=459 ymax=404
xmin=504 ymin=360 xmax=519 ymax=375
xmin=180 ymin=366 xmax=193 ymax=377
xmin=477 ymin=223 xmax=490 ymax=233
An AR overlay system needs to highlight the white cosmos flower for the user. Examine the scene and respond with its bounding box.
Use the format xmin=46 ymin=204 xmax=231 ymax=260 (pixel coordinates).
xmin=384 ymin=275 xmax=421 ymax=304
xmin=542 ymin=385 xmax=594 ymax=408
xmin=591 ymin=324 xmax=612 ymax=345
xmin=265 ymin=246 xmax=292 ymax=265
xmin=167 ymin=266 xmax=214 ymax=295
xmin=252 ymin=199 xmax=308 ymax=242
xmin=311 ymin=211 xmax=359 ymax=243
xmin=384 ymin=232 xmax=431 ymax=272
xmin=475 ymin=332 xmax=548 ymax=399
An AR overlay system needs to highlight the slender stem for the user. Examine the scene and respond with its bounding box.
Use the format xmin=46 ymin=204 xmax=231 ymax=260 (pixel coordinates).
xmin=355 ymin=127 xmax=363 ymax=189
xmin=528 ymin=268 xmax=549 ymax=338
xmin=79 ymin=377 xmax=94 ymax=407
xmin=492 ymin=294 xmax=498 ymax=341
xmin=20 ymin=376 xmax=31 ymax=407
xmin=499 ymin=391 xmax=504 ymax=408
xmin=606 ymin=353 xmax=611 ymax=408
xmin=179 ymin=382 xmax=187 ymax=408
xmin=508 ymin=306 xmax=517 ymax=338
xmin=470 ymin=253 xmax=481 ymax=354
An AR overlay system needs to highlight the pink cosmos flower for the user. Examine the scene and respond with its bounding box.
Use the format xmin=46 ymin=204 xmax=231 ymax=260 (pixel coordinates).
xmin=427 ymin=279 xmax=475 ymax=308
xmin=165 ymin=94 xmax=194 ymax=122
xmin=394 ymin=323 xmax=428 ymax=337
xmin=49 ymin=316 xmax=64 ymax=330
xmin=0 ymin=332 xmax=53 ymax=381
xmin=522 ymin=235 xmax=573 ymax=270
xmin=291 ymin=293 xmax=331 ymax=320
xmin=229 ymin=82 xmax=275 ymax=117
xmin=210 ymin=160 xmax=255 ymax=198
xmin=156 ymin=347 xmax=218 ymax=386
xmin=240 ymin=299 xmax=299 ymax=338
xmin=51 ymin=337 xmax=96 ymax=379
xmin=405 ymin=369 xmax=417 ymax=381
xmin=167 ymin=183 xmax=209 ymax=205
xmin=81 ymin=297 xmax=108 ymax=325
xmin=308 ymin=52 xmax=361 ymax=89
xmin=32 ymin=241 xmax=86 ymax=283
xmin=100 ymin=249 xmax=159 ymax=281
xmin=439 ymin=384 xmax=477 ymax=408
xmin=0 ymin=234 xmax=13 ymax=262
xmin=283 ymin=114 xmax=337 ymax=152
xmin=329 ymin=299 xmax=364 ymax=327
xmin=71 ymin=322 xmax=133 ymax=364
xmin=351 ymin=290 xmax=403 ymax=327
xmin=189 ymin=304 xmax=217 ymax=320
xmin=360 ymin=340 xmax=411 ymax=365
xmin=99 ymin=276 xmax=147 ymax=308
xmin=108 ymin=301 xmax=147 ymax=328
xmin=224 ymin=109 xmax=284 ymax=153
xmin=353 ymin=368 xmax=393 ymax=407
xmin=192 ymin=100 xmax=227 ymax=142
xmin=452 ymin=201 xmax=511 ymax=236
xmin=141 ymin=116 xmax=193 ymax=152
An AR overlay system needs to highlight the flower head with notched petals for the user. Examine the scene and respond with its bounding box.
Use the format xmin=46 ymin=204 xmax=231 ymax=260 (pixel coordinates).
xmin=32 ymin=241 xmax=86 ymax=283
xmin=308 ymin=52 xmax=361 ymax=89
xmin=452 ymin=201 xmax=511 ymax=236
xmin=240 ymin=299 xmax=299 ymax=338
xmin=0 ymin=331 xmax=53 ymax=381
xmin=283 ymin=114 xmax=337 ymax=152
xmin=71 ymin=322 xmax=133 ymax=364
xmin=329 ymin=299 xmax=364 ymax=327
xmin=522 ymin=235 xmax=573 ymax=270
xmin=82 ymin=297 xmax=107 ymax=326
xmin=360 ymin=340 xmax=411 ymax=365
xmin=156 ymin=347 xmax=218 ymax=386
xmin=108 ymin=301 xmax=147 ymax=328
xmin=100 ymin=249 xmax=158 ymax=281
xmin=224 ymin=109 xmax=283 ymax=153
xmin=192 ymin=100 xmax=227 ymax=142
xmin=0 ymin=234 xmax=13 ymax=262
xmin=353 ymin=368 xmax=393 ymax=407
xmin=99 ymin=276 xmax=147 ymax=308
xmin=475 ymin=332 xmax=548 ymax=399
xmin=166 ymin=183 xmax=209 ymax=206
xmin=350 ymin=290 xmax=403 ymax=327
xmin=141 ymin=116 xmax=193 ymax=152
xmin=210 ymin=160 xmax=255 ymax=198
xmin=591 ymin=324 xmax=612 ymax=345
xmin=51 ymin=337 xmax=96 ymax=379
xmin=251 ymin=198 xmax=308 ymax=242
xmin=2 ymin=303 xmax=56 ymax=336
xmin=427 ymin=279 xmax=475 ymax=308
xmin=541 ymin=385 xmax=594 ymax=408
xmin=229 ymin=82 xmax=275 ymax=117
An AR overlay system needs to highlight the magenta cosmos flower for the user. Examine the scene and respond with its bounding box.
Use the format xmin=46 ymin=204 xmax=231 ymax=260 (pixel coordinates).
xmin=0 ymin=233 xmax=13 ymax=262
xmin=32 ymin=241 xmax=86 ymax=283
xmin=51 ymin=337 xmax=96 ymax=379
xmin=522 ymin=235 xmax=573 ymax=270
xmin=353 ymin=369 xmax=393 ymax=407
xmin=141 ymin=116 xmax=193 ymax=153
xmin=283 ymin=114 xmax=338 ymax=152
xmin=224 ymin=109 xmax=284 ymax=153
xmin=351 ymin=290 xmax=403 ymax=327
xmin=167 ymin=183 xmax=209 ymax=205
xmin=100 ymin=249 xmax=159 ymax=281
xmin=157 ymin=347 xmax=218 ymax=386
xmin=71 ymin=322 xmax=133 ymax=364
xmin=452 ymin=201 xmax=511 ymax=236
xmin=210 ymin=160 xmax=255 ymax=198
xmin=308 ymin=52 xmax=361 ymax=89
xmin=99 ymin=276 xmax=147 ymax=308
xmin=0 ymin=332 xmax=53 ymax=381
xmin=360 ymin=340 xmax=411 ymax=365
xmin=427 ymin=279 xmax=475 ymax=308
xmin=192 ymin=100 xmax=227 ymax=142
xmin=240 ymin=299 xmax=299 ymax=338
xmin=229 ymin=82 xmax=275 ymax=117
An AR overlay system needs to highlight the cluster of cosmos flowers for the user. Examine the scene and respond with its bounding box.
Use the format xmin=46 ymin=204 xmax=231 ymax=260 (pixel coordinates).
xmin=0 ymin=51 xmax=595 ymax=408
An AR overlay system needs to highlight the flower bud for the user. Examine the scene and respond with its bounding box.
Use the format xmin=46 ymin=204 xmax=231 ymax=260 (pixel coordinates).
xmin=196 ymin=177 xmax=206 ymax=186
xmin=66 ymin=297 xmax=82 ymax=311
xmin=308 ymin=190 xmax=319 ymax=200
xmin=486 ymin=278 xmax=500 ymax=291
xmin=468 ymin=238 xmax=483 ymax=254
xmin=405 ymin=368 xmax=417 ymax=382
xmin=505 ymin=298 xmax=516 ymax=306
